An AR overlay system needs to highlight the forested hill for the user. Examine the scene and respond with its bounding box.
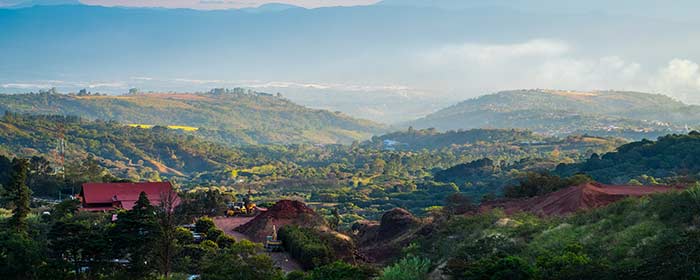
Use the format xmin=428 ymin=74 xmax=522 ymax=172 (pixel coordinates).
xmin=367 ymin=127 xmax=626 ymax=152
xmin=409 ymin=89 xmax=699 ymax=139
xmin=556 ymin=132 xmax=700 ymax=184
xmin=0 ymin=89 xmax=385 ymax=145
xmin=0 ymin=112 xmax=250 ymax=180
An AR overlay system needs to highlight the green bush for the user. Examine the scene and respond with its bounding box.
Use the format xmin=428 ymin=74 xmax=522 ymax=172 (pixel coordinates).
xmin=307 ymin=261 xmax=377 ymax=280
xmin=195 ymin=217 xmax=215 ymax=233
xmin=378 ymin=256 xmax=431 ymax=280
xmin=277 ymin=225 xmax=334 ymax=270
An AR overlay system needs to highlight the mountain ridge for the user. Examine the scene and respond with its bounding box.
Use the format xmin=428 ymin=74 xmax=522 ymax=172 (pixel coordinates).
xmin=0 ymin=89 xmax=385 ymax=145
xmin=408 ymin=89 xmax=698 ymax=139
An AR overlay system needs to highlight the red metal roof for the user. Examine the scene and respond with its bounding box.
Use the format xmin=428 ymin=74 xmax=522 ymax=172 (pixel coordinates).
xmin=80 ymin=182 xmax=178 ymax=211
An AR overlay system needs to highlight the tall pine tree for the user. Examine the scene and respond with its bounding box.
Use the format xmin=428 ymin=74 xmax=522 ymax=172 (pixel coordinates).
xmin=6 ymin=158 xmax=30 ymax=233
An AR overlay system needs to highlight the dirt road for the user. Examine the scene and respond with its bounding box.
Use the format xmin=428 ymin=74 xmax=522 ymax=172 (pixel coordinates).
xmin=213 ymin=217 xmax=303 ymax=273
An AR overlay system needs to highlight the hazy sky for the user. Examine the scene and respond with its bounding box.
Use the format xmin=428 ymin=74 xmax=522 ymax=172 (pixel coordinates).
xmin=80 ymin=0 xmax=380 ymax=9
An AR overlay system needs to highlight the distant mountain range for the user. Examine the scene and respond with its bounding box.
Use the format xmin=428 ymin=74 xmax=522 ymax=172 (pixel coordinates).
xmin=2 ymin=2 xmax=700 ymax=118
xmin=0 ymin=89 xmax=385 ymax=145
xmin=408 ymin=90 xmax=700 ymax=139
xmin=377 ymin=0 xmax=699 ymax=22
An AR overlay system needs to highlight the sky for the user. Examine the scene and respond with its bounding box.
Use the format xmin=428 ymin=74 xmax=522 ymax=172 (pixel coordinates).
xmin=79 ymin=0 xmax=380 ymax=9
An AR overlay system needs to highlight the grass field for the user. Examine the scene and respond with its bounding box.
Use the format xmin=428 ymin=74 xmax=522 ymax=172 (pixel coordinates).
xmin=127 ymin=124 xmax=199 ymax=131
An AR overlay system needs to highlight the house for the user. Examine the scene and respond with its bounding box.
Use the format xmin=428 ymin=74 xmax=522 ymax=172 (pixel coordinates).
xmin=79 ymin=182 xmax=178 ymax=211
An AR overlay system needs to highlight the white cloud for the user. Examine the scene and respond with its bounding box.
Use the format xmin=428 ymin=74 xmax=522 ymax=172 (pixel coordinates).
xmin=422 ymin=39 xmax=570 ymax=66
xmin=650 ymin=59 xmax=700 ymax=101
xmin=2 ymin=83 xmax=53 ymax=89
xmin=534 ymin=56 xmax=642 ymax=90
xmin=415 ymin=39 xmax=651 ymax=95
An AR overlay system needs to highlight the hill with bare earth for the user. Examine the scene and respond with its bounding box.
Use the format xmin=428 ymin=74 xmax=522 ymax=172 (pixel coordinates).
xmin=353 ymin=208 xmax=428 ymax=264
xmin=235 ymin=200 xmax=328 ymax=242
xmin=409 ymin=90 xmax=700 ymax=139
xmin=235 ymin=200 xmax=361 ymax=264
xmin=0 ymin=89 xmax=385 ymax=145
xmin=481 ymin=182 xmax=677 ymax=216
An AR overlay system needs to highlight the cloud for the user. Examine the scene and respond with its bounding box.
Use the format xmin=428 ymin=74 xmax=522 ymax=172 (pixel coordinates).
xmin=422 ymin=39 xmax=570 ymax=66
xmin=415 ymin=39 xmax=661 ymax=97
xmin=130 ymin=76 xmax=153 ymax=81
xmin=79 ymin=0 xmax=380 ymax=9
xmin=534 ymin=56 xmax=642 ymax=90
xmin=650 ymin=59 xmax=700 ymax=101
xmin=1 ymin=80 xmax=128 ymax=92
xmin=2 ymin=83 xmax=53 ymax=89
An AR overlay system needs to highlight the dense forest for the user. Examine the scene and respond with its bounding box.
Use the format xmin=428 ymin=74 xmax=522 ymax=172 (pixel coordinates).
xmin=556 ymin=132 xmax=700 ymax=185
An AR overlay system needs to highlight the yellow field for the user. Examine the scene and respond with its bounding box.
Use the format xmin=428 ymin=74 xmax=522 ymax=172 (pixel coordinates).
xmin=127 ymin=124 xmax=199 ymax=131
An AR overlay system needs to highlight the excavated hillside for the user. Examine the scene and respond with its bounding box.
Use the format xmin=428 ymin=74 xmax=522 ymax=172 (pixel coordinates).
xmin=235 ymin=200 xmax=326 ymax=242
xmin=481 ymin=182 xmax=677 ymax=216
xmin=354 ymin=208 xmax=426 ymax=264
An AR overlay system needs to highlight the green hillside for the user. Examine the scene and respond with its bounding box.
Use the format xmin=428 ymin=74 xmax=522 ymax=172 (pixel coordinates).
xmin=0 ymin=112 xmax=248 ymax=180
xmin=556 ymin=132 xmax=700 ymax=184
xmin=368 ymin=127 xmax=625 ymax=151
xmin=0 ymin=88 xmax=385 ymax=145
xmin=409 ymin=90 xmax=699 ymax=139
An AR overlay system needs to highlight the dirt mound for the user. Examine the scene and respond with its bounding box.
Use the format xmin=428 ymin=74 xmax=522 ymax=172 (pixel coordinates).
xmin=355 ymin=208 xmax=422 ymax=264
xmin=482 ymin=182 xmax=676 ymax=216
xmin=235 ymin=200 xmax=326 ymax=242
xmin=378 ymin=208 xmax=421 ymax=239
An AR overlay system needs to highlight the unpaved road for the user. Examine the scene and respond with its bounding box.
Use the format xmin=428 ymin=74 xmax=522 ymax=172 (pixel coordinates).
xmin=213 ymin=217 xmax=302 ymax=273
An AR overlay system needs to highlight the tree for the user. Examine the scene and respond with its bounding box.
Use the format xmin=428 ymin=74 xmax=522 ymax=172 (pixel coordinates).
xmin=307 ymin=261 xmax=377 ymax=280
xmin=444 ymin=193 xmax=475 ymax=216
xmin=329 ymin=208 xmax=341 ymax=230
xmin=196 ymin=217 xmax=216 ymax=234
xmin=48 ymin=217 xmax=111 ymax=280
xmin=0 ymin=231 xmax=43 ymax=280
xmin=6 ymin=158 xmax=31 ymax=233
xmin=155 ymin=189 xmax=181 ymax=279
xmin=200 ymin=240 xmax=283 ymax=280
xmin=378 ymin=256 xmax=431 ymax=280
xmin=110 ymin=192 xmax=159 ymax=278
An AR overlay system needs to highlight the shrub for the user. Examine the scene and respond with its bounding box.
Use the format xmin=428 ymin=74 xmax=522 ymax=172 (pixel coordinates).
xmin=216 ymin=234 xmax=236 ymax=249
xmin=195 ymin=217 xmax=215 ymax=233
xmin=378 ymin=256 xmax=431 ymax=280
xmin=277 ymin=225 xmax=334 ymax=270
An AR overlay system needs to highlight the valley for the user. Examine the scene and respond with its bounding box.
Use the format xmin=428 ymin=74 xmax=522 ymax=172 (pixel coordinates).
xmin=3 ymin=1 xmax=700 ymax=279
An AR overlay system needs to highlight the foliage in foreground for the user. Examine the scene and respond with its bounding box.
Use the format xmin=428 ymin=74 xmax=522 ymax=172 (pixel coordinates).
xmin=414 ymin=184 xmax=700 ymax=279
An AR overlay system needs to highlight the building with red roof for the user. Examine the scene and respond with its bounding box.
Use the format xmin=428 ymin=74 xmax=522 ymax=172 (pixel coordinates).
xmin=79 ymin=182 xmax=178 ymax=211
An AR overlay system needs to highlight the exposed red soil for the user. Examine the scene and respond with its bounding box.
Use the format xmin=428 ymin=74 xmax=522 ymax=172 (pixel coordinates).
xmin=235 ymin=200 xmax=326 ymax=242
xmin=481 ymin=182 xmax=678 ymax=216
xmin=213 ymin=216 xmax=302 ymax=273
xmin=354 ymin=208 xmax=423 ymax=264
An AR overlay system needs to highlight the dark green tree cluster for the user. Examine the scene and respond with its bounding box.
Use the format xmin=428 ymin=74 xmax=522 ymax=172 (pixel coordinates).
xmin=277 ymin=225 xmax=335 ymax=270
xmin=556 ymin=132 xmax=700 ymax=184
xmin=503 ymin=172 xmax=592 ymax=198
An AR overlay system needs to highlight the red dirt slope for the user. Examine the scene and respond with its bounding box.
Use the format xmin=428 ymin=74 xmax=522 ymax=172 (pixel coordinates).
xmin=354 ymin=208 xmax=423 ymax=264
xmin=482 ymin=182 xmax=676 ymax=216
xmin=235 ymin=200 xmax=326 ymax=242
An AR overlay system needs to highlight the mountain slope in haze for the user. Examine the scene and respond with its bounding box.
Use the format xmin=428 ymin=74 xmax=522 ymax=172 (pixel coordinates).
xmin=0 ymin=89 xmax=385 ymax=145
xmin=377 ymin=0 xmax=699 ymax=22
xmin=409 ymin=90 xmax=698 ymax=139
